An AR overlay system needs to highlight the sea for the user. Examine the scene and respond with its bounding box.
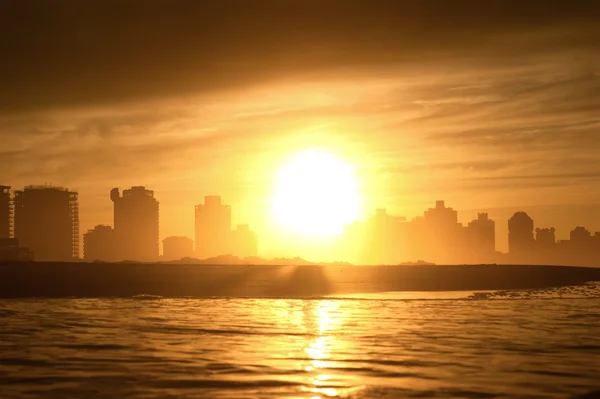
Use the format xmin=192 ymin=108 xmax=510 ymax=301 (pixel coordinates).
xmin=1 ymin=283 xmax=599 ymax=399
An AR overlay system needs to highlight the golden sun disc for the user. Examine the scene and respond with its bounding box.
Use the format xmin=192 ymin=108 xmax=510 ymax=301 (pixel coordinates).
xmin=272 ymin=149 xmax=360 ymax=237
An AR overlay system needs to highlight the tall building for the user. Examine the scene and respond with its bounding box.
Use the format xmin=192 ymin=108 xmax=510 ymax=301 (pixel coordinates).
xmin=467 ymin=213 xmax=496 ymax=255
xmin=508 ymin=212 xmax=535 ymax=255
xmin=411 ymin=200 xmax=464 ymax=263
xmin=570 ymin=226 xmax=591 ymax=245
xmin=1 ymin=185 xmax=12 ymax=239
xmin=231 ymin=225 xmax=258 ymax=258
xmin=14 ymin=185 xmax=79 ymax=261
xmin=195 ymin=196 xmax=231 ymax=259
xmin=83 ymin=225 xmax=117 ymax=261
xmin=111 ymin=186 xmax=159 ymax=261
xmin=364 ymin=208 xmax=407 ymax=264
xmin=423 ymin=200 xmax=459 ymax=226
xmin=564 ymin=227 xmax=595 ymax=265
xmin=162 ymin=236 xmax=194 ymax=260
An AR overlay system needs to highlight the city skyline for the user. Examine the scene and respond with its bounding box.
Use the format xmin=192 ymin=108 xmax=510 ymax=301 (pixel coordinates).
xmin=2 ymin=2 xmax=600 ymax=261
xmin=2 ymin=182 xmax=599 ymax=265
xmin=3 ymin=181 xmax=600 ymax=258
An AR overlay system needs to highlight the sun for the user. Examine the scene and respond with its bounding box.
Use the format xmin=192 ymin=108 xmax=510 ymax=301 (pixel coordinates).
xmin=272 ymin=149 xmax=360 ymax=237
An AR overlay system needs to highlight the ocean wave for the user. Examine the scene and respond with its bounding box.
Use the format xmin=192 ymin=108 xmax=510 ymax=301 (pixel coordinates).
xmin=131 ymin=294 xmax=164 ymax=300
xmin=467 ymin=281 xmax=600 ymax=300
xmin=1 ymin=296 xmax=599 ymax=399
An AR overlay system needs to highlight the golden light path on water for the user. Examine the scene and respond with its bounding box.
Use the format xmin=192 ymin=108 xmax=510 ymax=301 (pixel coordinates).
xmin=300 ymin=301 xmax=365 ymax=398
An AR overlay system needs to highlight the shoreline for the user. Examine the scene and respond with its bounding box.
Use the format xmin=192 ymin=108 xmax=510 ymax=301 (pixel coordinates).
xmin=1 ymin=263 xmax=600 ymax=298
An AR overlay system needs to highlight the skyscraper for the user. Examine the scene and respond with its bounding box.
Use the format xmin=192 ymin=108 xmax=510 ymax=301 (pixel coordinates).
xmin=1 ymin=185 xmax=12 ymax=239
xmin=412 ymin=200 xmax=464 ymax=263
xmin=508 ymin=212 xmax=535 ymax=256
xmin=111 ymin=186 xmax=159 ymax=261
xmin=467 ymin=213 xmax=496 ymax=255
xmin=14 ymin=185 xmax=79 ymax=261
xmin=195 ymin=196 xmax=231 ymax=259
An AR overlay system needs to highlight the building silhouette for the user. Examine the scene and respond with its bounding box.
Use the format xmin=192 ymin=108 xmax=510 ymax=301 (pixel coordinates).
xmin=3 ymin=179 xmax=599 ymax=266
xmin=195 ymin=196 xmax=231 ymax=259
xmin=364 ymin=208 xmax=408 ymax=264
xmin=411 ymin=201 xmax=465 ymax=263
xmin=13 ymin=185 xmax=79 ymax=261
xmin=535 ymin=227 xmax=556 ymax=250
xmin=467 ymin=213 xmax=496 ymax=256
xmin=570 ymin=226 xmax=591 ymax=244
xmin=231 ymin=225 xmax=258 ymax=258
xmin=508 ymin=212 xmax=535 ymax=256
xmin=83 ymin=225 xmax=117 ymax=261
xmin=1 ymin=185 xmax=12 ymax=239
xmin=594 ymin=232 xmax=600 ymax=246
xmin=339 ymin=202 xmax=500 ymax=265
xmin=0 ymin=238 xmax=34 ymax=261
xmin=162 ymin=236 xmax=194 ymax=260
xmin=423 ymin=200 xmax=459 ymax=227
xmin=111 ymin=186 xmax=159 ymax=261
xmin=551 ymin=226 xmax=598 ymax=266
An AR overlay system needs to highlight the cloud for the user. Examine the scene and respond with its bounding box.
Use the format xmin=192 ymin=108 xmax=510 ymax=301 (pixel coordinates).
xmin=1 ymin=1 xmax=600 ymax=248
xmin=1 ymin=1 xmax=599 ymax=113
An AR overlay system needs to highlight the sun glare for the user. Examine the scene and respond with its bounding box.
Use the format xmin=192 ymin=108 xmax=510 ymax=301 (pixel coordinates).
xmin=272 ymin=149 xmax=360 ymax=237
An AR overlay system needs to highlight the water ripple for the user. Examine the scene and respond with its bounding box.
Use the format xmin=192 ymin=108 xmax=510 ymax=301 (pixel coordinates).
xmin=1 ymin=294 xmax=599 ymax=398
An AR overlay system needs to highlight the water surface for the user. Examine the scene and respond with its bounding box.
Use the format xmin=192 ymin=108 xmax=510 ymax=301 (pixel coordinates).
xmin=1 ymin=284 xmax=599 ymax=398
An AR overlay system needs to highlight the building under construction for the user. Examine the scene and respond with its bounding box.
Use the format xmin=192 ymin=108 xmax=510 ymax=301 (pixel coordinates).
xmin=14 ymin=185 xmax=79 ymax=261
xmin=1 ymin=185 xmax=12 ymax=239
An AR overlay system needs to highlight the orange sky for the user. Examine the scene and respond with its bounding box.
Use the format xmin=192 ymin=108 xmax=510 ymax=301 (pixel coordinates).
xmin=1 ymin=1 xmax=600 ymax=258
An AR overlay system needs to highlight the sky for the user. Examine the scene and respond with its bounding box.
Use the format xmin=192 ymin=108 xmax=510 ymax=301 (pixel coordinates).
xmin=1 ymin=1 xmax=600 ymax=257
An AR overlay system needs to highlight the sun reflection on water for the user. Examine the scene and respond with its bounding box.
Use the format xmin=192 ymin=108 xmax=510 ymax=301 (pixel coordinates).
xmin=300 ymin=300 xmax=346 ymax=398
xmin=269 ymin=299 xmax=366 ymax=398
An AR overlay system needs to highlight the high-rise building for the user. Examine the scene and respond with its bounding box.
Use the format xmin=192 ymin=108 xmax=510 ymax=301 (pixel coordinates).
xmin=195 ymin=196 xmax=231 ymax=259
xmin=1 ymin=185 xmax=12 ymax=239
xmin=508 ymin=212 xmax=535 ymax=255
xmin=162 ymin=236 xmax=194 ymax=260
xmin=231 ymin=225 xmax=258 ymax=258
xmin=111 ymin=186 xmax=159 ymax=261
xmin=366 ymin=208 xmax=408 ymax=264
xmin=423 ymin=200 xmax=459 ymax=227
xmin=412 ymin=200 xmax=465 ymax=263
xmin=83 ymin=225 xmax=117 ymax=261
xmin=570 ymin=226 xmax=591 ymax=244
xmin=467 ymin=213 xmax=496 ymax=255
xmin=14 ymin=185 xmax=79 ymax=261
